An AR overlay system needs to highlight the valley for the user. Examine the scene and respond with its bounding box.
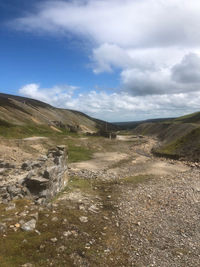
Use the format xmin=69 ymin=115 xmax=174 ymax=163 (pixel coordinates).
xmin=0 ymin=94 xmax=200 ymax=266
xmin=2 ymin=1 xmax=200 ymax=266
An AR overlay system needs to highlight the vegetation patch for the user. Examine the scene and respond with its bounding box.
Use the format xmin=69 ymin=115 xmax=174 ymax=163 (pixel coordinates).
xmin=68 ymin=144 xmax=93 ymax=163
xmin=154 ymin=127 xmax=200 ymax=161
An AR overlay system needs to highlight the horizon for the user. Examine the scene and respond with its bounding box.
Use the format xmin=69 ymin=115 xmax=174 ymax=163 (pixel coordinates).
xmin=0 ymin=91 xmax=180 ymax=123
xmin=1 ymin=0 xmax=200 ymax=121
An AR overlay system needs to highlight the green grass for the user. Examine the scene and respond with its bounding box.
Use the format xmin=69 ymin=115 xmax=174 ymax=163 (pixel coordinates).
xmin=122 ymin=174 xmax=152 ymax=185
xmin=0 ymin=177 xmax=131 ymax=267
xmin=154 ymin=127 xmax=200 ymax=160
xmin=174 ymin=111 xmax=200 ymax=123
xmin=0 ymin=118 xmax=83 ymax=139
xmin=68 ymin=144 xmax=93 ymax=163
xmin=0 ymin=124 xmax=60 ymax=139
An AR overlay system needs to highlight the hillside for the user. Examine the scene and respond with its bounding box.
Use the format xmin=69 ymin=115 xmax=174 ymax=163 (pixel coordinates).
xmin=113 ymin=117 xmax=174 ymax=130
xmin=0 ymin=93 xmax=116 ymax=138
xmin=133 ymin=112 xmax=200 ymax=161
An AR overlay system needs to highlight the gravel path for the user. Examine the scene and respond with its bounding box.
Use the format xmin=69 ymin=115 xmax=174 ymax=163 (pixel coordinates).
xmin=117 ymin=169 xmax=200 ymax=266
xmin=69 ymin=136 xmax=200 ymax=266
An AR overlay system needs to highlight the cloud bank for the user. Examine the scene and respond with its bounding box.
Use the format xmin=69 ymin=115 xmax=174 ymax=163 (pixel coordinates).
xmin=13 ymin=0 xmax=200 ymax=119
xmin=19 ymin=83 xmax=200 ymax=122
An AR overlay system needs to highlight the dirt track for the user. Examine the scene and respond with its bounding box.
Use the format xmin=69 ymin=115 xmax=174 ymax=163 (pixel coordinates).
xmin=69 ymin=135 xmax=188 ymax=178
xmin=67 ymin=135 xmax=200 ymax=266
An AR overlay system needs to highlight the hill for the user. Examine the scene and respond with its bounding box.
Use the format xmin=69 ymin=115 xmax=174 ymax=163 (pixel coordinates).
xmin=133 ymin=111 xmax=200 ymax=161
xmin=113 ymin=117 xmax=174 ymax=130
xmin=0 ymin=93 xmax=116 ymax=138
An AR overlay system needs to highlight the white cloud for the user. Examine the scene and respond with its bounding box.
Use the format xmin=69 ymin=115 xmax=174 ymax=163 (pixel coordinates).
xmin=13 ymin=1 xmax=200 ymax=119
xmin=172 ymin=53 xmax=200 ymax=84
xmin=19 ymin=83 xmax=200 ymax=122
xmin=13 ymin=0 xmax=200 ymax=48
xmin=12 ymin=0 xmax=200 ymax=97
xmin=19 ymin=83 xmax=77 ymax=107
xmin=92 ymin=43 xmax=155 ymax=74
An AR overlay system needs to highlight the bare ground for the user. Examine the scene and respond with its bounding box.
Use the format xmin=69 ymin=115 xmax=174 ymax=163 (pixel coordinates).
xmin=0 ymin=135 xmax=200 ymax=266
xmin=68 ymin=135 xmax=200 ymax=266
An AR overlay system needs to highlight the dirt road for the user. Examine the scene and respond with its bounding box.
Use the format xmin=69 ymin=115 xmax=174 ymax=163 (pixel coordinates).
xmin=67 ymin=135 xmax=200 ymax=266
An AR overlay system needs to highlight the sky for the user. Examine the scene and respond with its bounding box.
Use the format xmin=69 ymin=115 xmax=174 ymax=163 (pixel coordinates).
xmin=1 ymin=0 xmax=200 ymax=122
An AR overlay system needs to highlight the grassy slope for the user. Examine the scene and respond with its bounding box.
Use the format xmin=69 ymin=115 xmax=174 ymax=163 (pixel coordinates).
xmin=174 ymin=111 xmax=200 ymax=123
xmin=154 ymin=127 xmax=200 ymax=161
xmin=0 ymin=93 xmax=116 ymax=137
xmin=134 ymin=111 xmax=200 ymax=161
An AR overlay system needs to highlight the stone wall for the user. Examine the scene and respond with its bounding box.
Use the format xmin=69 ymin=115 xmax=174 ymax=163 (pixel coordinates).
xmin=0 ymin=146 xmax=68 ymax=204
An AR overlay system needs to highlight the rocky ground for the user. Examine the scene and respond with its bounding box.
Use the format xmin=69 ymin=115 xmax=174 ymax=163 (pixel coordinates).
xmin=0 ymin=135 xmax=200 ymax=266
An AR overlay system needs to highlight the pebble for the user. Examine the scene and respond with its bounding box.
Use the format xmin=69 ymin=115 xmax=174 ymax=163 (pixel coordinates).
xmin=50 ymin=237 xmax=58 ymax=243
xmin=56 ymin=246 xmax=66 ymax=252
xmin=79 ymin=216 xmax=88 ymax=223
xmin=51 ymin=217 xmax=59 ymax=222
xmin=21 ymin=263 xmax=34 ymax=267
xmin=5 ymin=203 xmax=16 ymax=211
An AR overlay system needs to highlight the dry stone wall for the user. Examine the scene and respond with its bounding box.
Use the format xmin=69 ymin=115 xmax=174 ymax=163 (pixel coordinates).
xmin=0 ymin=146 xmax=68 ymax=204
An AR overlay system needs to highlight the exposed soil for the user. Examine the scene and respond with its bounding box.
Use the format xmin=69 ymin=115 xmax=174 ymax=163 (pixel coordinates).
xmin=0 ymin=135 xmax=200 ymax=266
xmin=70 ymin=151 xmax=128 ymax=171
xmin=69 ymin=135 xmax=188 ymax=178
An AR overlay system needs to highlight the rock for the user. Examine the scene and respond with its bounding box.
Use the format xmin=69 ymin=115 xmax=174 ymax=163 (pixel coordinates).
xmin=21 ymin=219 xmax=36 ymax=231
xmin=15 ymin=223 xmax=20 ymax=228
xmin=63 ymin=231 xmax=73 ymax=238
xmin=0 ymin=168 xmax=6 ymax=175
xmin=79 ymin=216 xmax=88 ymax=223
xmin=7 ymin=185 xmax=23 ymax=198
xmin=39 ymin=244 xmax=45 ymax=251
xmin=35 ymin=229 xmax=41 ymax=235
xmin=31 ymin=161 xmax=42 ymax=169
xmin=57 ymin=145 xmax=66 ymax=151
xmin=22 ymin=146 xmax=68 ymax=201
xmin=0 ymin=187 xmax=8 ymax=195
xmin=1 ymin=146 xmax=68 ymax=203
xmin=0 ymin=162 xmax=15 ymax=169
xmin=19 ymin=211 xmax=28 ymax=217
xmin=51 ymin=217 xmax=59 ymax=222
xmin=79 ymin=204 xmax=86 ymax=211
xmin=21 ymin=263 xmax=34 ymax=267
xmin=88 ymin=204 xmax=99 ymax=213
xmin=0 ymin=223 xmax=7 ymax=232
xmin=21 ymin=161 xmax=32 ymax=171
xmin=56 ymin=246 xmax=66 ymax=253
xmin=36 ymin=198 xmax=45 ymax=205
xmin=38 ymin=156 xmax=48 ymax=162
xmin=50 ymin=237 xmax=58 ymax=243
xmin=30 ymin=212 xmax=39 ymax=221
xmin=5 ymin=203 xmax=16 ymax=211
xmin=19 ymin=219 xmax=25 ymax=225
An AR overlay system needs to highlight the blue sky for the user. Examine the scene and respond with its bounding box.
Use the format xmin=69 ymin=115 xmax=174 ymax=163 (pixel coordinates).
xmin=0 ymin=0 xmax=118 ymax=95
xmin=1 ymin=0 xmax=200 ymax=121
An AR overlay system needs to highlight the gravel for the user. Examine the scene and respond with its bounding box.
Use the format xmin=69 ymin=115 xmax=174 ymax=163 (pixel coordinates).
xmin=118 ymin=169 xmax=200 ymax=267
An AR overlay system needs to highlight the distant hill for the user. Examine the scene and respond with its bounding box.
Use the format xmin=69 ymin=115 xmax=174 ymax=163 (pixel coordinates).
xmin=133 ymin=111 xmax=200 ymax=161
xmin=0 ymin=93 xmax=116 ymax=138
xmin=113 ymin=118 xmax=174 ymax=130
xmin=173 ymin=111 xmax=200 ymax=124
